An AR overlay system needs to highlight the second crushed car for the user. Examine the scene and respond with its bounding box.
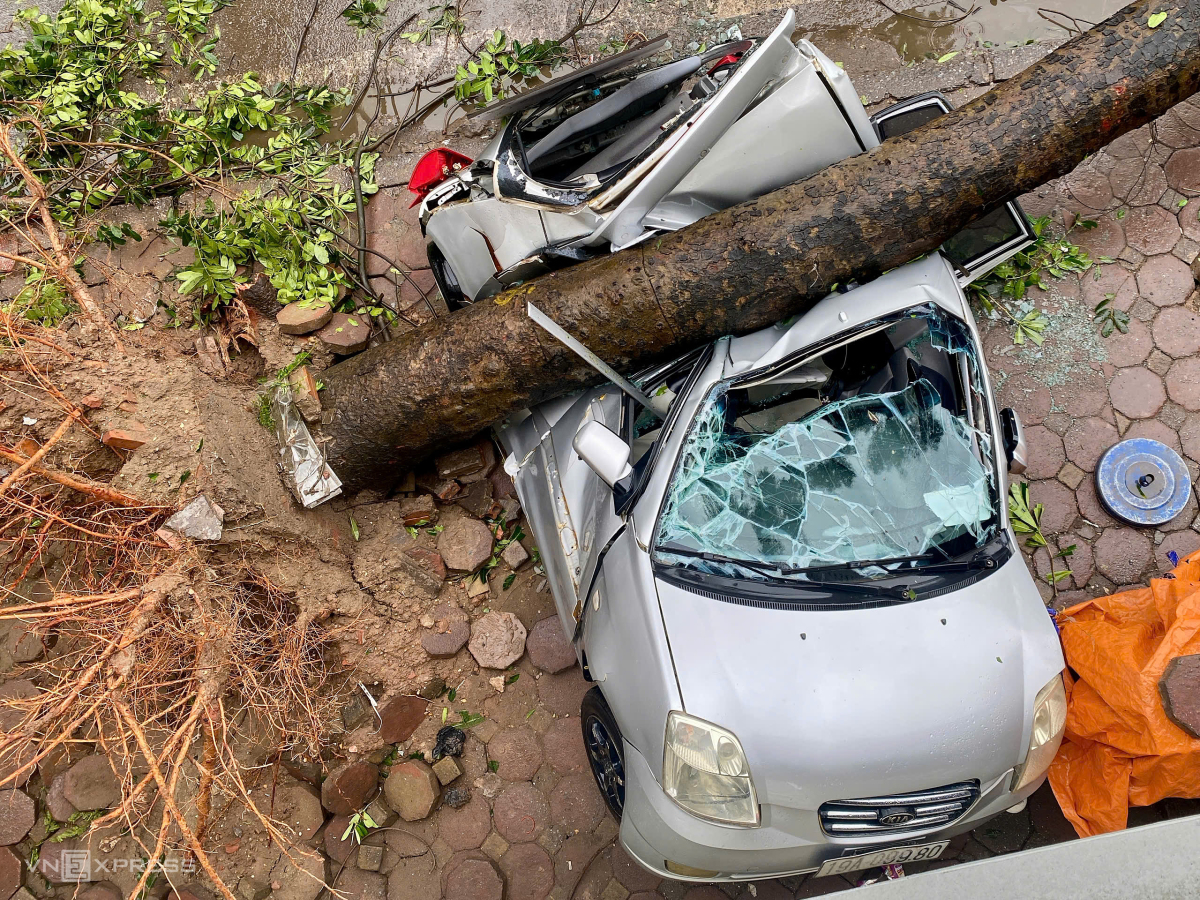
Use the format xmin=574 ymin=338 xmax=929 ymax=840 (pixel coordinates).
xmin=497 ymin=252 xmax=1066 ymax=882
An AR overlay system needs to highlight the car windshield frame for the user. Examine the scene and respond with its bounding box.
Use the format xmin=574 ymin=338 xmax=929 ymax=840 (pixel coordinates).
xmin=648 ymin=304 xmax=1005 ymax=589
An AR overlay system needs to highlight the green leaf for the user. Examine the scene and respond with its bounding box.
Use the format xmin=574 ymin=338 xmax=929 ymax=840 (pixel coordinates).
xmin=937 ymin=51 xmax=958 ymax=63
xmin=349 ymin=514 xmax=360 ymax=541
xmin=1147 ymin=11 xmax=1168 ymax=27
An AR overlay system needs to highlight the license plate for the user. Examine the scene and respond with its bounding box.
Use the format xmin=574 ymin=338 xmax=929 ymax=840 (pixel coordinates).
xmin=815 ymin=840 xmax=948 ymax=878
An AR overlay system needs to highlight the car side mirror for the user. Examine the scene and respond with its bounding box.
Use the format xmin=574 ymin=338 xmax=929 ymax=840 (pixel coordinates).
xmin=1000 ymin=407 xmax=1027 ymax=474
xmin=573 ymin=421 xmax=633 ymax=488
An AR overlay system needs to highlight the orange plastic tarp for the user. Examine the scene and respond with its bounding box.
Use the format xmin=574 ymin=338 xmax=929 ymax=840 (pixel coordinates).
xmin=1048 ymin=549 xmax=1200 ymax=837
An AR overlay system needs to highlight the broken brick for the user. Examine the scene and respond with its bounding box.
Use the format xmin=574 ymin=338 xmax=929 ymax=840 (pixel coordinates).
xmin=400 ymin=494 xmax=438 ymax=527
xmin=318 ymin=313 xmax=370 ymax=355
xmin=289 ymin=365 xmax=321 ymax=422
xmin=101 ymin=421 xmax=149 ymax=451
xmin=1161 ymin=654 xmax=1200 ymax=738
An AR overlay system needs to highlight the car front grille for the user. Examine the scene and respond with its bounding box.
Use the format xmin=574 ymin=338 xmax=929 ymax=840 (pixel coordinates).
xmin=818 ymin=781 xmax=980 ymax=837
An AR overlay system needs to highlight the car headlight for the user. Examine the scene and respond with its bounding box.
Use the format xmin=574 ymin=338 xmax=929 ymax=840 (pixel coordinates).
xmin=663 ymin=711 xmax=759 ymax=826
xmin=1011 ymin=673 xmax=1067 ymax=792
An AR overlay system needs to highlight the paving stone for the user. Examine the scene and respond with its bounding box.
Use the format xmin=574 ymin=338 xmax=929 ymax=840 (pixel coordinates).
xmin=493 ymin=782 xmax=549 ymax=843
xmin=1181 ymin=198 xmax=1200 ymax=243
xmin=525 ymin=617 xmax=577 ymax=674
xmin=1154 ymin=305 xmax=1200 ymax=358
xmin=501 ymin=539 xmax=530 ymax=571
xmin=277 ymin=781 xmax=325 ymax=842
xmin=1180 ymin=414 xmax=1200 ymax=462
xmin=324 ymin=815 xmax=356 ymax=864
xmin=1106 ymin=126 xmax=1152 ymax=161
xmin=1167 ymin=358 xmax=1200 ymax=410
xmin=468 ymin=612 xmax=527 ymax=670
xmin=1076 ymin=480 xmax=1117 ymax=528
xmin=1072 ymin=214 xmax=1125 ymax=259
xmin=1124 ymin=205 xmax=1183 ymax=255
xmin=398 ymin=543 xmax=446 ymax=597
xmin=386 ymin=850 xmax=438 ymax=900
xmin=37 ymin=837 xmax=89 ymax=883
xmin=487 ymin=727 xmax=542 ymax=782
xmin=549 ymin=772 xmax=605 ymax=835
xmin=318 ymin=313 xmax=370 ymax=354
xmin=1063 ymin=167 xmax=1114 ymax=211
xmin=1109 ymin=367 xmax=1166 ymax=419
xmin=443 ymin=852 xmax=504 ymax=900
xmin=610 ymin=843 xmax=660 ymax=893
xmin=322 ymin=760 xmax=379 ymax=815
xmin=438 ymin=518 xmax=495 ymax=574
xmin=1148 ymin=348 xmax=1174 ymax=376
xmin=538 ymin=667 xmax=591 ymax=717
xmin=45 ymin=774 xmax=77 ymax=822
xmin=498 ymin=843 xmax=553 ymax=900
xmin=276 ymin=302 xmax=333 ymax=335
xmin=0 ymin=790 xmax=34 ymax=845
xmin=1125 ymin=418 xmax=1182 ymax=453
xmin=1029 ymin=480 xmax=1078 ymax=535
xmin=62 ymin=754 xmax=120 ymax=811
xmin=1094 ymin=529 xmax=1152 ymax=585
xmin=166 ymin=884 xmax=216 ymax=900
xmin=1109 ymin=157 xmax=1168 ymax=206
xmin=438 ymin=794 xmax=492 ymax=851
xmin=1103 ymin=316 xmax=1154 ymax=366
xmin=335 ymin=867 xmax=387 ymax=900
xmin=432 ymin=756 xmax=464 ymax=786
xmin=997 ymin=374 xmax=1052 ymax=425
xmin=1138 ymin=253 xmax=1197 ymax=307
xmin=1057 ymin=461 xmax=1086 ymax=490
xmin=480 ymin=831 xmax=509 ymax=863
xmin=421 ymin=602 xmax=471 ymax=658
xmin=1083 ymin=263 xmax=1139 ymax=310
xmin=1160 ymin=654 xmax=1200 ymax=739
xmin=78 ymin=882 xmax=123 ymax=900
xmin=1063 ymin=417 xmax=1120 ymax=471
xmin=358 ymin=844 xmax=385 ymax=873
xmin=542 ymin=716 xmax=588 ymax=774
xmin=1176 ymin=236 xmax=1200 ymax=264
xmin=1022 ymin=425 xmax=1066 ymax=480
xmin=1166 ymin=147 xmax=1200 ymax=196
xmin=385 ymin=761 xmax=441 ymax=822
xmin=365 ymin=793 xmax=397 ymax=828
xmin=1153 ymin=107 xmax=1200 ymax=149
xmin=1156 ymin=531 xmax=1200 ymax=571
xmin=379 ymin=695 xmax=428 ymax=743
xmin=0 ymin=846 xmax=18 ymax=898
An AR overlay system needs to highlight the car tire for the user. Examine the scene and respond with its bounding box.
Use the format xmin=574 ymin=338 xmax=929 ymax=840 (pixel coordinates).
xmin=428 ymin=243 xmax=469 ymax=312
xmin=581 ymin=686 xmax=626 ymax=821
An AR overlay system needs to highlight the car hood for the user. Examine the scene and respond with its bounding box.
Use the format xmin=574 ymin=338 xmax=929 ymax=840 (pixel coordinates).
xmin=654 ymin=551 xmax=1064 ymax=810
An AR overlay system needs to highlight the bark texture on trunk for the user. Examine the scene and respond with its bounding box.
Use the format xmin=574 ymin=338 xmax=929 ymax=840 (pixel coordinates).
xmin=321 ymin=0 xmax=1200 ymax=491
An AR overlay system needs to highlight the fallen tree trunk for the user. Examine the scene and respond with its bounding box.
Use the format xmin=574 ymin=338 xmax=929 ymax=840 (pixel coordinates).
xmin=321 ymin=0 xmax=1200 ymax=492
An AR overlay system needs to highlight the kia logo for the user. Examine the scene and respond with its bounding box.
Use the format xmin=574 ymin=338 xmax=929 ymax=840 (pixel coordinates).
xmin=879 ymin=808 xmax=915 ymax=826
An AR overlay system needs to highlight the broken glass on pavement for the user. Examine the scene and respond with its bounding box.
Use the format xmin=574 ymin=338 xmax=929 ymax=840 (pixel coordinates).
xmin=654 ymin=307 xmax=998 ymax=578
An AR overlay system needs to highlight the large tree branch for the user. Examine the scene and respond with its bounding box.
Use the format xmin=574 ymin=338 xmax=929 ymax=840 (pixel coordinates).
xmin=319 ymin=0 xmax=1200 ymax=491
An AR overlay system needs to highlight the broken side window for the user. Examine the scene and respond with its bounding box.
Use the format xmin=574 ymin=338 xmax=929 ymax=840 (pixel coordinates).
xmin=653 ymin=306 xmax=999 ymax=579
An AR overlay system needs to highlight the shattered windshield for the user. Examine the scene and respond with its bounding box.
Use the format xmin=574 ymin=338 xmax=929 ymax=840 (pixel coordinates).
xmin=653 ymin=306 xmax=999 ymax=580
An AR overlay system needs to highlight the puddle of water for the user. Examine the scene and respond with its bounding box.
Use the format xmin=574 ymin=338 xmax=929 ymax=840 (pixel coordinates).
xmin=820 ymin=0 xmax=1129 ymax=64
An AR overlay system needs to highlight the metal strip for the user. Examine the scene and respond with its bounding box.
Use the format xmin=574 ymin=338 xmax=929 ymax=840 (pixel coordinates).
xmin=527 ymin=303 xmax=661 ymax=412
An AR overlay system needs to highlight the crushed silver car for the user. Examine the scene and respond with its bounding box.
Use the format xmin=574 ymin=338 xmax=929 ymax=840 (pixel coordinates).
xmin=496 ymin=252 xmax=1066 ymax=882
xmin=412 ymin=11 xmax=1034 ymax=308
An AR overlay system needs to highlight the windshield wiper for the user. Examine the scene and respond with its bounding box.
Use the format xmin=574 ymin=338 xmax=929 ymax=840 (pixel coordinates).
xmin=657 ymin=546 xmax=916 ymax=599
xmin=656 ymin=546 xmax=794 ymax=579
xmin=781 ymin=553 xmax=935 ymax=575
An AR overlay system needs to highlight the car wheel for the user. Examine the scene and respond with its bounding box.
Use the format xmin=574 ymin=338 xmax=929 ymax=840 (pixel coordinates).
xmin=581 ymin=686 xmax=625 ymax=821
xmin=428 ymin=243 xmax=469 ymax=312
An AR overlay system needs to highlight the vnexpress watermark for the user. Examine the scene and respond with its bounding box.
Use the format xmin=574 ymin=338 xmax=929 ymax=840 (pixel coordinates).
xmin=41 ymin=851 xmax=197 ymax=882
